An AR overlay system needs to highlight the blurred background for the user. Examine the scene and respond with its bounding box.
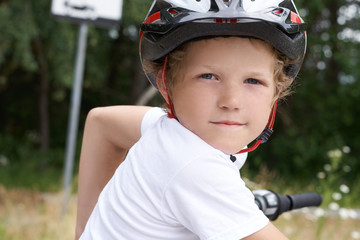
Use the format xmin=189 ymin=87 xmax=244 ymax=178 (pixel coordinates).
xmin=0 ymin=0 xmax=359 ymax=239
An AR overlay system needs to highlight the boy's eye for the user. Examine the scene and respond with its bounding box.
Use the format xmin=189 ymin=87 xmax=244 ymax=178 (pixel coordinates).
xmin=200 ymin=73 xmax=216 ymax=80
xmin=245 ymin=78 xmax=261 ymax=85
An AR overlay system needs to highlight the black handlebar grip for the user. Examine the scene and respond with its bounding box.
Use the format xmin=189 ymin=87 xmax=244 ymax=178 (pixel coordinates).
xmin=253 ymin=190 xmax=323 ymax=220
xmin=277 ymin=194 xmax=291 ymax=216
xmin=287 ymin=192 xmax=323 ymax=210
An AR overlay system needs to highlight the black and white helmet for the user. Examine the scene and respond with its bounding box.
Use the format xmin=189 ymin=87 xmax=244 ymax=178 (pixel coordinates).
xmin=139 ymin=0 xmax=307 ymax=88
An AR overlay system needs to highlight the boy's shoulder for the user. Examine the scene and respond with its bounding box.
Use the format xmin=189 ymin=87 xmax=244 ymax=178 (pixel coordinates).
xmin=139 ymin=107 xmax=247 ymax=170
xmin=141 ymin=107 xmax=167 ymax=135
xmin=141 ymin=108 xmax=216 ymax=156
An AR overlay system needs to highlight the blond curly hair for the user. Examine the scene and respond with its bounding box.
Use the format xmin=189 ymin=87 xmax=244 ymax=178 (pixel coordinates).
xmin=144 ymin=37 xmax=294 ymax=104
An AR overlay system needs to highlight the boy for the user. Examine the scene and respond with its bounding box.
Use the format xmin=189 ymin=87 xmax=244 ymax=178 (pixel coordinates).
xmin=76 ymin=0 xmax=307 ymax=239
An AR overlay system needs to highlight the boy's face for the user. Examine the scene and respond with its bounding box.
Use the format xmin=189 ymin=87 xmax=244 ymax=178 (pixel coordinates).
xmin=170 ymin=37 xmax=276 ymax=154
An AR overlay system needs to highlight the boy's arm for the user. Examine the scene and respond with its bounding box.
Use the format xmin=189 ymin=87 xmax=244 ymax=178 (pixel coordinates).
xmin=75 ymin=105 xmax=151 ymax=239
xmin=241 ymin=222 xmax=288 ymax=240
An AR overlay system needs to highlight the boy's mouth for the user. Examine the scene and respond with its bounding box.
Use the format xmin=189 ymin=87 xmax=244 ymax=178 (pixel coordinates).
xmin=210 ymin=120 xmax=245 ymax=127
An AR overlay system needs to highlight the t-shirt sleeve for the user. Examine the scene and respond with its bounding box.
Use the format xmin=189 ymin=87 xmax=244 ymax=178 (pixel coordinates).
xmin=141 ymin=107 xmax=166 ymax=136
xmin=162 ymin=153 xmax=269 ymax=240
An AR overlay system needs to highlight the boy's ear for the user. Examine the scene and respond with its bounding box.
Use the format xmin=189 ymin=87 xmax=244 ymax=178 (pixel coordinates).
xmin=155 ymin=70 xmax=170 ymax=104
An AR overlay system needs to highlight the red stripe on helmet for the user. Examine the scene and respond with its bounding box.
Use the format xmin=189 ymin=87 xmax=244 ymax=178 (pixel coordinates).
xmin=274 ymin=9 xmax=284 ymax=15
xmin=144 ymin=11 xmax=161 ymax=24
xmin=168 ymin=9 xmax=178 ymax=15
xmin=139 ymin=11 xmax=161 ymax=50
xmin=290 ymin=11 xmax=302 ymax=23
xmin=215 ymin=19 xmax=237 ymax=23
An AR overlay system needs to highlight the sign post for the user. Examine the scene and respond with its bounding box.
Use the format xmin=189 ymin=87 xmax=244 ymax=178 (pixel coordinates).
xmin=52 ymin=0 xmax=123 ymax=29
xmin=51 ymin=0 xmax=123 ymax=214
xmin=62 ymin=23 xmax=88 ymax=215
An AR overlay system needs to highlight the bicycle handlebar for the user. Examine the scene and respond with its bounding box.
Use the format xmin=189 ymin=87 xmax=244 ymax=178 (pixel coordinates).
xmin=252 ymin=190 xmax=322 ymax=220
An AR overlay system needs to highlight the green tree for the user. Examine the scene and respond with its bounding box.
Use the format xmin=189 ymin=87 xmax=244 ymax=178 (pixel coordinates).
xmin=0 ymin=0 xmax=359 ymax=192
xmin=0 ymin=0 xmax=153 ymax=169
xmin=249 ymin=0 xmax=360 ymax=188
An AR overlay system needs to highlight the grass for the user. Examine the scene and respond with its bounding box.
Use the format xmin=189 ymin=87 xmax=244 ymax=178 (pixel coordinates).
xmin=0 ymin=146 xmax=67 ymax=192
xmin=0 ymin=184 xmax=359 ymax=240
xmin=0 ymin=153 xmax=358 ymax=240
xmin=0 ymin=186 xmax=76 ymax=240
xmin=274 ymin=211 xmax=360 ymax=240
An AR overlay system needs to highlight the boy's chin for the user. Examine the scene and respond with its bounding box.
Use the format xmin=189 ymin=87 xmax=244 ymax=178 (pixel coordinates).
xmin=213 ymin=143 xmax=248 ymax=155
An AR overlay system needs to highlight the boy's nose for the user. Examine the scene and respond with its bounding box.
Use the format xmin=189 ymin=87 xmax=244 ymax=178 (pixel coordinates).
xmin=217 ymin=84 xmax=242 ymax=110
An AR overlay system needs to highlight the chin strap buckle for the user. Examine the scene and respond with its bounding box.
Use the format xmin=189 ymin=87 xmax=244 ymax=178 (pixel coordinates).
xmin=256 ymin=127 xmax=274 ymax=143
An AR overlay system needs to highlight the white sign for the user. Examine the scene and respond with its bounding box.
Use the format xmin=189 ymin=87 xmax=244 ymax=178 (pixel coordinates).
xmin=51 ymin=0 xmax=123 ymax=29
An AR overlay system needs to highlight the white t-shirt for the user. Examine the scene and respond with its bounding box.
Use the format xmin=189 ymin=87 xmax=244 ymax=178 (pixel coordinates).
xmin=80 ymin=107 xmax=268 ymax=240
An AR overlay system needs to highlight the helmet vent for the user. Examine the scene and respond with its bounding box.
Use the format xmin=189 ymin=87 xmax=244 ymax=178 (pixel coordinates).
xmin=215 ymin=0 xmax=241 ymax=9
xmin=223 ymin=0 xmax=232 ymax=7
xmin=168 ymin=9 xmax=179 ymax=16
xmin=272 ymin=8 xmax=284 ymax=16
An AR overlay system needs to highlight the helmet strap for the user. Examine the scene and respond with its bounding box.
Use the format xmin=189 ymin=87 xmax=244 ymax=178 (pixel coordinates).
xmin=161 ymin=56 xmax=176 ymax=119
xmin=236 ymin=100 xmax=277 ymax=154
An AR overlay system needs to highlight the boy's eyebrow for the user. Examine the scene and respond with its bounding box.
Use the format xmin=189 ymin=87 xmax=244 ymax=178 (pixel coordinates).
xmin=246 ymin=71 xmax=273 ymax=78
xmin=199 ymin=65 xmax=272 ymax=78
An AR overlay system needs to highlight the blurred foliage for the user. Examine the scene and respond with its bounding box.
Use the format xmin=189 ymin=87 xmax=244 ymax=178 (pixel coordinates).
xmin=0 ymin=0 xmax=359 ymax=195
xmin=249 ymin=0 xmax=360 ymax=191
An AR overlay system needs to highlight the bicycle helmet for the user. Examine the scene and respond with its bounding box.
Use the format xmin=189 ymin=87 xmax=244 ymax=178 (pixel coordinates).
xmin=138 ymin=0 xmax=307 ymax=154
xmin=139 ymin=0 xmax=307 ymax=88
